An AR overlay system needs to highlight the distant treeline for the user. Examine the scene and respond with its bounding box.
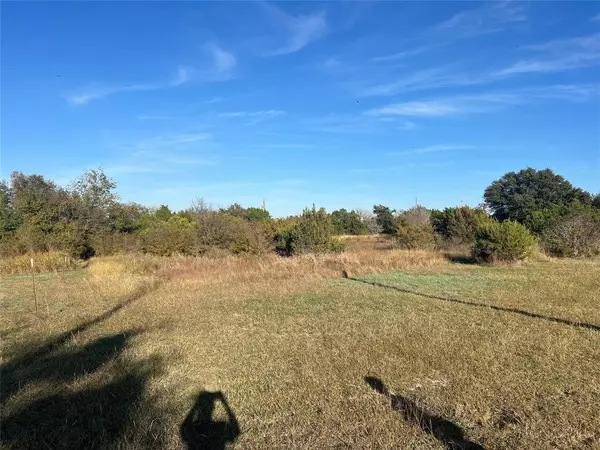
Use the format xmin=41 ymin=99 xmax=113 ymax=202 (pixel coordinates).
xmin=1 ymin=168 xmax=599 ymax=262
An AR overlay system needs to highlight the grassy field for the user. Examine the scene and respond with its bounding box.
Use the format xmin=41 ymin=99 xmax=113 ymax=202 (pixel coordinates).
xmin=1 ymin=243 xmax=599 ymax=449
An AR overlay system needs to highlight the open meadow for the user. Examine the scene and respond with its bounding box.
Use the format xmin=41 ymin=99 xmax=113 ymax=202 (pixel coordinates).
xmin=1 ymin=238 xmax=599 ymax=450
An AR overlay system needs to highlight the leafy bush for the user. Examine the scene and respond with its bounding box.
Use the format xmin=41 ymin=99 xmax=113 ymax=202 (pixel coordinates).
xmin=278 ymin=206 xmax=344 ymax=255
xmin=331 ymin=209 xmax=368 ymax=235
xmin=139 ymin=215 xmax=196 ymax=256
xmin=523 ymin=205 xmax=568 ymax=236
xmin=431 ymin=206 xmax=491 ymax=246
xmin=224 ymin=217 xmax=271 ymax=254
xmin=542 ymin=210 xmax=600 ymax=257
xmin=394 ymin=223 xmax=435 ymax=250
xmin=473 ymin=220 xmax=536 ymax=263
xmin=398 ymin=205 xmax=431 ymax=227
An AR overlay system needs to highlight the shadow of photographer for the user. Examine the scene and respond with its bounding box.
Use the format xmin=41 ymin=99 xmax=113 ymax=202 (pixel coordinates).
xmin=181 ymin=390 xmax=241 ymax=450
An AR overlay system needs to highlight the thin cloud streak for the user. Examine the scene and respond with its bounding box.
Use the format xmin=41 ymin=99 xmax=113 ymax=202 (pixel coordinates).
xmin=261 ymin=3 xmax=327 ymax=56
xmin=371 ymin=44 xmax=439 ymax=63
xmin=387 ymin=144 xmax=474 ymax=156
xmin=496 ymin=32 xmax=600 ymax=75
xmin=66 ymin=43 xmax=235 ymax=105
xmin=366 ymin=85 xmax=598 ymax=118
xmin=436 ymin=1 xmax=526 ymax=38
xmin=217 ymin=110 xmax=286 ymax=118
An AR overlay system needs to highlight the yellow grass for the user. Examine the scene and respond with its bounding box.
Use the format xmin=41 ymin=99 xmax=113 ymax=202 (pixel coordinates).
xmin=0 ymin=251 xmax=79 ymax=275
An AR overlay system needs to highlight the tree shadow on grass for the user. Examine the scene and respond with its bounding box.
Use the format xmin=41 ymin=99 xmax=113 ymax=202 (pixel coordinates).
xmin=2 ymin=355 xmax=163 ymax=449
xmin=348 ymin=278 xmax=600 ymax=332
xmin=443 ymin=253 xmax=476 ymax=264
xmin=1 ymin=285 xmax=166 ymax=449
xmin=181 ymin=391 xmax=241 ymax=450
xmin=365 ymin=376 xmax=485 ymax=450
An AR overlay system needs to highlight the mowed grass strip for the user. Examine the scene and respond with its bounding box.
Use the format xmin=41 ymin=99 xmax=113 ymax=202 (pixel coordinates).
xmin=1 ymin=254 xmax=599 ymax=449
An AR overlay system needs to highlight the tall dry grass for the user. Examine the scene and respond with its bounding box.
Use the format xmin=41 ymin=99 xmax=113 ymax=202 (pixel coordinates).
xmin=0 ymin=252 xmax=80 ymax=275
xmin=88 ymin=247 xmax=445 ymax=287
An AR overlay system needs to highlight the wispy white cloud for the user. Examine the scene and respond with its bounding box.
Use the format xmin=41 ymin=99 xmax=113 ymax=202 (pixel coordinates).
xmin=400 ymin=120 xmax=417 ymax=130
xmin=496 ymin=32 xmax=600 ymax=75
xmin=261 ymin=3 xmax=327 ymax=56
xmin=217 ymin=109 xmax=286 ymax=125
xmin=366 ymin=84 xmax=599 ymax=118
xmin=360 ymin=34 xmax=600 ymax=98
xmin=96 ymin=130 xmax=219 ymax=177
xmin=387 ymin=144 xmax=474 ymax=156
xmin=528 ymin=84 xmax=599 ymax=101
xmin=592 ymin=13 xmax=600 ymax=22
xmin=66 ymin=43 xmax=235 ymax=105
xmin=366 ymin=3 xmax=525 ymax=72
xmin=252 ymin=143 xmax=315 ymax=150
xmin=306 ymin=112 xmax=420 ymax=134
xmin=67 ymin=82 xmax=158 ymax=106
xmin=217 ymin=110 xmax=285 ymax=119
xmin=202 ymin=43 xmax=237 ymax=78
xmin=104 ymin=156 xmax=219 ymax=176
xmin=131 ymin=132 xmax=212 ymax=152
xmin=367 ymin=101 xmax=464 ymax=118
xmin=371 ymin=45 xmax=440 ymax=63
xmin=357 ymin=65 xmax=506 ymax=98
xmin=436 ymin=1 xmax=526 ymax=38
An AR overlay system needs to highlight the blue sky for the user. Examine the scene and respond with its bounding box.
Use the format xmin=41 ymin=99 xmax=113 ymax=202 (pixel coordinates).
xmin=2 ymin=1 xmax=599 ymax=216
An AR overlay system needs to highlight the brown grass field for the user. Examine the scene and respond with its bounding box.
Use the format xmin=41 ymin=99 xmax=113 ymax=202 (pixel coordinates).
xmin=1 ymin=238 xmax=599 ymax=449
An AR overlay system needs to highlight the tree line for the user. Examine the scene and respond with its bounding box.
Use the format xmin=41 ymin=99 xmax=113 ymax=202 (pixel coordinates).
xmin=1 ymin=167 xmax=599 ymax=262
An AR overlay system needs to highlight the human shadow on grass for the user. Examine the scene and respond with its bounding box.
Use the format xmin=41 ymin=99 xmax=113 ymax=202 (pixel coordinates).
xmin=181 ymin=390 xmax=241 ymax=450
xmin=365 ymin=376 xmax=485 ymax=450
xmin=348 ymin=277 xmax=600 ymax=332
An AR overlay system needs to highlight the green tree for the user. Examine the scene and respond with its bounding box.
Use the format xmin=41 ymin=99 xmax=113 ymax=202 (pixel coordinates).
xmin=483 ymin=168 xmax=590 ymax=223
xmin=373 ymin=205 xmax=396 ymax=235
xmin=0 ymin=181 xmax=20 ymax=247
xmin=9 ymin=172 xmax=72 ymax=253
xmin=220 ymin=203 xmax=248 ymax=219
xmin=68 ymin=169 xmax=118 ymax=257
xmin=431 ymin=206 xmax=491 ymax=245
xmin=246 ymin=207 xmax=271 ymax=222
xmin=155 ymin=205 xmax=172 ymax=221
xmin=331 ymin=209 xmax=367 ymax=235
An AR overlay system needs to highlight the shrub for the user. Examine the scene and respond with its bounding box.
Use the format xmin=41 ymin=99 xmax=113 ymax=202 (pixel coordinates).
xmin=274 ymin=223 xmax=295 ymax=256
xmin=431 ymin=206 xmax=491 ymax=247
xmin=542 ymin=211 xmax=600 ymax=257
xmin=398 ymin=205 xmax=431 ymax=227
xmin=394 ymin=223 xmax=435 ymax=250
xmin=225 ymin=218 xmax=270 ymax=254
xmin=279 ymin=206 xmax=345 ymax=255
xmin=524 ymin=205 xmax=569 ymax=236
xmin=473 ymin=220 xmax=536 ymax=263
xmin=139 ymin=215 xmax=196 ymax=256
